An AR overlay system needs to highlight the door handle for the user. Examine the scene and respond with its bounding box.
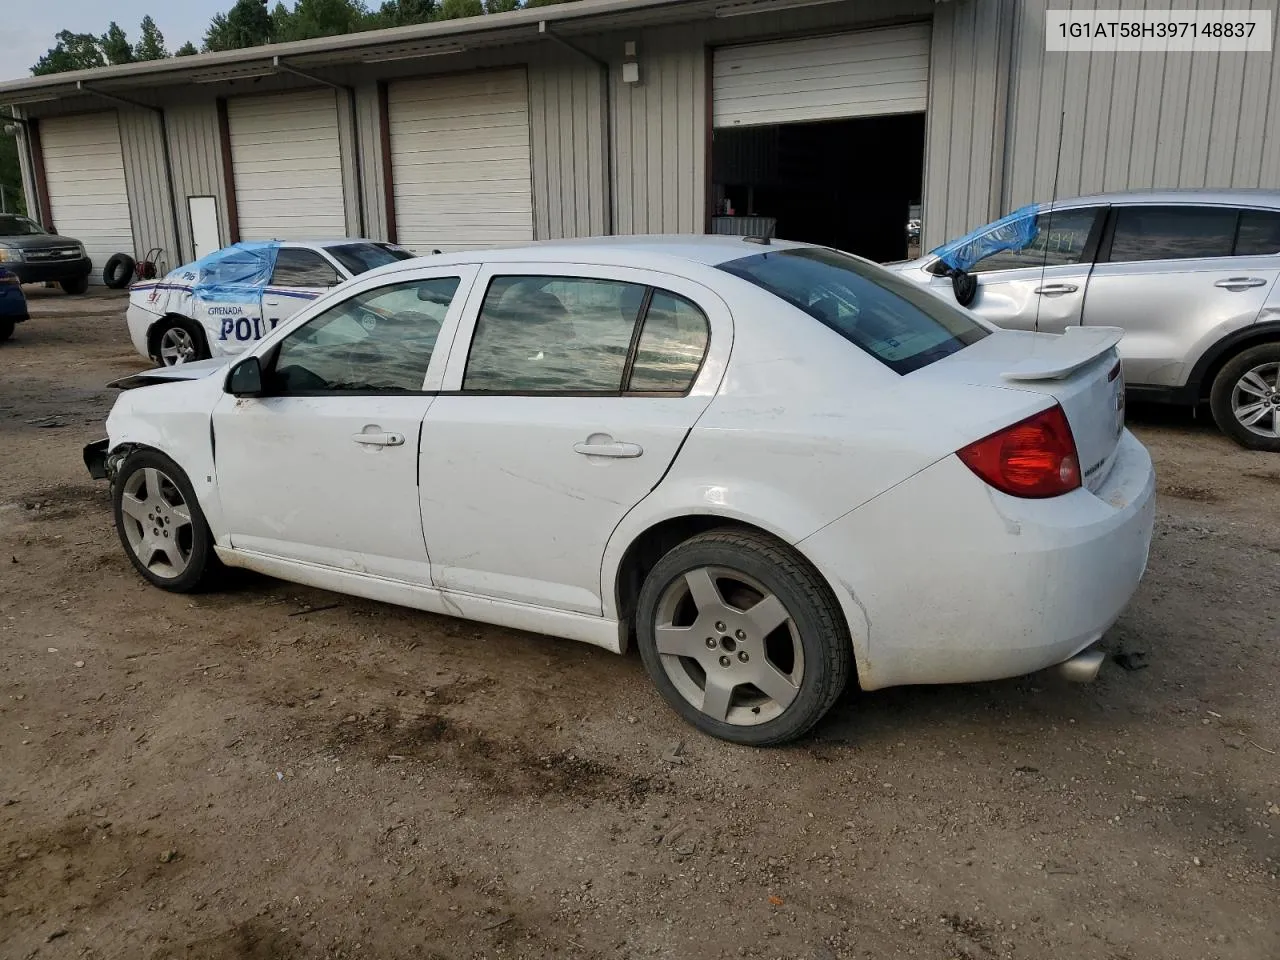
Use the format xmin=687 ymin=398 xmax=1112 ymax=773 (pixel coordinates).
xmin=573 ymin=440 xmax=644 ymax=458
xmin=1214 ymin=277 xmax=1267 ymax=290
xmin=352 ymin=431 xmax=405 ymax=447
xmin=1033 ymin=283 xmax=1079 ymax=295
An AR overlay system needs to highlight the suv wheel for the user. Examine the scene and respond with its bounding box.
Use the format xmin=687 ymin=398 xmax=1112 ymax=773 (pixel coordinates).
xmin=1209 ymin=342 xmax=1280 ymax=451
xmin=0 ymin=319 xmax=13 ymax=343
xmin=635 ymin=529 xmax=853 ymax=745
xmin=60 ymin=275 xmax=89 ymax=296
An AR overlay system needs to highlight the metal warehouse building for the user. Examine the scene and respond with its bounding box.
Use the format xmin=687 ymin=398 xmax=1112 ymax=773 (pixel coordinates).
xmin=3 ymin=0 xmax=1280 ymax=278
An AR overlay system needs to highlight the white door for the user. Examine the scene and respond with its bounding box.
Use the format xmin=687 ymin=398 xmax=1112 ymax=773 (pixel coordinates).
xmin=188 ymin=196 xmax=220 ymax=260
xmin=420 ymin=264 xmax=729 ymax=614
xmin=40 ymin=112 xmax=134 ymax=279
xmin=212 ymin=267 xmax=478 ymax=582
xmin=387 ymin=70 xmax=533 ymax=252
xmin=713 ymin=24 xmax=931 ymax=128
xmin=226 ymin=90 xmax=347 ymax=241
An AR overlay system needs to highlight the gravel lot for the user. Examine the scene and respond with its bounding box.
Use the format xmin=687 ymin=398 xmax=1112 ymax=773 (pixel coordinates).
xmin=2 ymin=287 xmax=1278 ymax=960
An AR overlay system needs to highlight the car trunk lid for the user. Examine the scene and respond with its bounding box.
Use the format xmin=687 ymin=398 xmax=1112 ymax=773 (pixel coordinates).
xmin=916 ymin=327 xmax=1127 ymax=492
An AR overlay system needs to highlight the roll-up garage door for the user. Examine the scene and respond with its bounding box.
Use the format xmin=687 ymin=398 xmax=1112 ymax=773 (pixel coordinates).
xmin=227 ymin=90 xmax=346 ymax=240
xmin=387 ymin=70 xmax=533 ymax=252
xmin=40 ymin=112 xmax=135 ymax=279
xmin=713 ymin=24 xmax=930 ymax=128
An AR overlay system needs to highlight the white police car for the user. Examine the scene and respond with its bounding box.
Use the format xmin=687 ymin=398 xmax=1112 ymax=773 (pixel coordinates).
xmin=126 ymin=239 xmax=414 ymax=366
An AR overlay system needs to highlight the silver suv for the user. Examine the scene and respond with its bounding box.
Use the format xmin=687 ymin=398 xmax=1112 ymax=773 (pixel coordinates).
xmin=895 ymin=190 xmax=1280 ymax=451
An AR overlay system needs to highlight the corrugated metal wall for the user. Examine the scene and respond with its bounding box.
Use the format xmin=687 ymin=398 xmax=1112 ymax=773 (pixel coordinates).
xmin=354 ymin=83 xmax=386 ymax=241
xmin=1004 ymin=0 xmax=1280 ymax=219
xmin=118 ymin=109 xmax=179 ymax=269
xmin=920 ymin=0 xmax=1015 ymax=248
xmin=164 ymin=102 xmax=231 ymax=264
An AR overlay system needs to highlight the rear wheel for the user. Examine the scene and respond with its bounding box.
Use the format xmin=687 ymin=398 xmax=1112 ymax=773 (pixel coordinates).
xmin=152 ymin=316 xmax=209 ymax=367
xmin=113 ymin=449 xmax=219 ymax=593
xmin=635 ymin=529 xmax=853 ymax=745
xmin=60 ymin=275 xmax=89 ymax=295
xmin=1209 ymin=342 xmax=1280 ymax=451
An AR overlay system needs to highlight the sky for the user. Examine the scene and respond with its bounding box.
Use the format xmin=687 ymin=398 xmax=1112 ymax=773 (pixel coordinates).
xmin=0 ymin=1 xmax=227 ymax=81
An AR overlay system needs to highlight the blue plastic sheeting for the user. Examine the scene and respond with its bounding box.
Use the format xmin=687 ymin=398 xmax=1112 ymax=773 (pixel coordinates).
xmin=931 ymin=204 xmax=1041 ymax=272
xmin=183 ymin=241 xmax=280 ymax=303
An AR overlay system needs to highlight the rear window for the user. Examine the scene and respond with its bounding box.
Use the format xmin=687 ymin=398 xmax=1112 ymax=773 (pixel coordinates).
xmin=328 ymin=243 xmax=415 ymax=276
xmin=718 ymin=247 xmax=989 ymax=374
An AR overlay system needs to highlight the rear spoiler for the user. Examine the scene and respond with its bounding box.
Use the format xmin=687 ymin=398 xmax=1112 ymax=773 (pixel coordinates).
xmin=1001 ymin=327 xmax=1123 ymax=382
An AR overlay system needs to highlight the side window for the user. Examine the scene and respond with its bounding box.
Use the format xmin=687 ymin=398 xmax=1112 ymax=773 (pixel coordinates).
xmin=1107 ymin=206 xmax=1236 ymax=263
xmin=271 ymin=248 xmax=344 ymax=288
xmin=627 ymin=291 xmax=710 ymax=393
xmin=969 ymin=208 xmax=1100 ymax=273
xmin=1234 ymin=210 xmax=1280 ymax=256
xmin=463 ymin=276 xmax=645 ymax=392
xmin=271 ymin=276 xmax=460 ymax=392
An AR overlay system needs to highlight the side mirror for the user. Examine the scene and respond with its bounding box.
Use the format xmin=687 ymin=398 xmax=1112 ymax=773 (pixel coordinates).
xmin=226 ymin=355 xmax=264 ymax=397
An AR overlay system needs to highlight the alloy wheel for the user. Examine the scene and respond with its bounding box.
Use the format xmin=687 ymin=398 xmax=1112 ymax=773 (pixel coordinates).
xmin=158 ymin=326 xmax=196 ymax=366
xmin=1231 ymin=361 xmax=1280 ymax=440
xmin=653 ymin=566 xmax=804 ymax=726
xmin=119 ymin=466 xmax=194 ymax=579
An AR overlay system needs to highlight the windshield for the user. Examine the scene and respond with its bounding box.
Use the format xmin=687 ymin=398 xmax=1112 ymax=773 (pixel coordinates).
xmin=0 ymin=216 xmax=46 ymax=237
xmin=719 ymin=247 xmax=990 ymax=374
xmin=327 ymin=242 xmax=415 ymax=276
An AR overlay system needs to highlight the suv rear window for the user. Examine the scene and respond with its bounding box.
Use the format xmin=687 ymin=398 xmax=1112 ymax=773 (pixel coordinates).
xmin=719 ymin=248 xmax=989 ymax=374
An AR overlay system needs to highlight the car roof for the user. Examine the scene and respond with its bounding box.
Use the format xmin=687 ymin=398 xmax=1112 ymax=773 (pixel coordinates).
xmin=383 ymin=235 xmax=811 ymax=273
xmin=1043 ymin=187 xmax=1280 ymax=210
xmin=280 ymin=238 xmax=384 ymax=249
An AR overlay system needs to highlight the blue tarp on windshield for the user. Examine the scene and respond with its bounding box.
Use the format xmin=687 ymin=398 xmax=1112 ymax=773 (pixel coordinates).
xmin=930 ymin=204 xmax=1040 ymax=272
xmin=181 ymin=241 xmax=280 ymax=304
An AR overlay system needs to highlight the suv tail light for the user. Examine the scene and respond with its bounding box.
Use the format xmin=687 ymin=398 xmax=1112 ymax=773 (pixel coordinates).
xmin=957 ymin=404 xmax=1081 ymax=498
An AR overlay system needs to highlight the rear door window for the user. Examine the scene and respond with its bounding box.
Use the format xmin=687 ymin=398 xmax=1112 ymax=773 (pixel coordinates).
xmin=271 ymin=248 xmax=344 ymax=288
xmin=719 ymin=248 xmax=989 ymax=375
xmin=1234 ymin=210 xmax=1280 ymax=256
xmin=1105 ymin=206 xmax=1237 ymax=263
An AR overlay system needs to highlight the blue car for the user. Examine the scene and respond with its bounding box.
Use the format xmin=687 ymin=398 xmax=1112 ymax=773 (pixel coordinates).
xmin=0 ymin=267 xmax=29 ymax=343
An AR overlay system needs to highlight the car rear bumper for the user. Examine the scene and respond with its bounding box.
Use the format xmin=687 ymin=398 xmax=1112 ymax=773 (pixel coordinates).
xmin=799 ymin=429 xmax=1156 ymax=690
xmin=12 ymin=258 xmax=92 ymax=285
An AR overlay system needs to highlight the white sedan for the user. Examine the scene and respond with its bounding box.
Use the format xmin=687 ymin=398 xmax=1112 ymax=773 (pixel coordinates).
xmin=85 ymin=237 xmax=1156 ymax=744
xmin=126 ymin=239 xmax=414 ymax=366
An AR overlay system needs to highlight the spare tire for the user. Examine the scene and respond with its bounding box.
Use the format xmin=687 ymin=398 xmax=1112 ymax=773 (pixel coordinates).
xmin=103 ymin=253 xmax=136 ymax=289
xmin=950 ymin=268 xmax=979 ymax=308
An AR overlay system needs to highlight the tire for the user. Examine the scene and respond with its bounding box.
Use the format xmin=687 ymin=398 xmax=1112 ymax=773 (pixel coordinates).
xmin=103 ymin=254 xmax=135 ymax=289
xmin=1208 ymin=342 xmax=1280 ymax=452
xmin=151 ymin=316 xmax=210 ymax=367
xmin=951 ymin=269 xmax=979 ymax=307
xmin=0 ymin=319 xmax=13 ymax=343
xmin=112 ymin=449 xmax=220 ymax=593
xmin=635 ymin=529 xmax=853 ymax=746
xmin=60 ymin=275 xmax=89 ymax=295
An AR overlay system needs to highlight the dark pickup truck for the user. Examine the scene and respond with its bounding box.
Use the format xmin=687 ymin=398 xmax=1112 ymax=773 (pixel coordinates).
xmin=0 ymin=213 xmax=92 ymax=294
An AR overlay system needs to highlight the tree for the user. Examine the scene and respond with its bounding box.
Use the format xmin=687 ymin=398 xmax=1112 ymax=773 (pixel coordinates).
xmin=524 ymin=0 xmax=567 ymax=6
xmin=436 ymin=0 xmax=483 ymax=18
xmin=31 ymin=31 xmax=107 ymax=75
xmin=135 ymin=16 xmax=169 ymax=60
xmin=273 ymin=0 xmax=371 ymax=42
xmin=176 ymin=41 xmax=199 ymax=56
xmin=371 ymin=0 xmax=435 ymax=27
xmin=204 ymin=0 xmax=274 ymax=51
xmin=100 ymin=22 xmax=136 ymax=65
xmin=485 ymin=0 xmax=520 ymax=12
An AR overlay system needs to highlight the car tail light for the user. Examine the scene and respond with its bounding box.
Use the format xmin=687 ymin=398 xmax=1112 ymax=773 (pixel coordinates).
xmin=957 ymin=404 xmax=1081 ymax=498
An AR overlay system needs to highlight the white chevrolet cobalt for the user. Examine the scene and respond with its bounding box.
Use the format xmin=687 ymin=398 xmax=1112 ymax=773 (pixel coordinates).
xmin=86 ymin=237 xmax=1155 ymax=744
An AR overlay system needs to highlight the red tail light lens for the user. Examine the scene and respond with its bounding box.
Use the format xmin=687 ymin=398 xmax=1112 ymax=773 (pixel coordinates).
xmin=957 ymin=404 xmax=1081 ymax=498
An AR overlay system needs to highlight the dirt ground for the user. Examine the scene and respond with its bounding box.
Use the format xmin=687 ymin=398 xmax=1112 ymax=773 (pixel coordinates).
xmin=2 ymin=287 xmax=1278 ymax=960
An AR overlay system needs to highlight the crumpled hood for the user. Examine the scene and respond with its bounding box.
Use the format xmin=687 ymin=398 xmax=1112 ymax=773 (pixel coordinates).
xmin=110 ymin=357 xmax=231 ymax=390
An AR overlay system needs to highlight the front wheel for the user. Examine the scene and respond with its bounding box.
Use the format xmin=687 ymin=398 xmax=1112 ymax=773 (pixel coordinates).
xmin=113 ymin=449 xmax=219 ymax=593
xmin=152 ymin=317 xmax=209 ymax=367
xmin=635 ymin=529 xmax=853 ymax=745
xmin=60 ymin=275 xmax=89 ymax=296
xmin=0 ymin=319 xmax=13 ymax=343
xmin=1209 ymin=343 xmax=1280 ymax=451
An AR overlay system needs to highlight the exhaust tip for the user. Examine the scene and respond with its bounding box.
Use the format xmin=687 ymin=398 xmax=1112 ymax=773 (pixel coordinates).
xmin=1057 ymin=647 xmax=1105 ymax=683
